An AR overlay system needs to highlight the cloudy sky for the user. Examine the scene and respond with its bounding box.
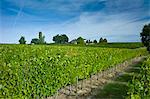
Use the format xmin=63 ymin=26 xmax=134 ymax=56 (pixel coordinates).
xmin=0 ymin=0 xmax=150 ymax=43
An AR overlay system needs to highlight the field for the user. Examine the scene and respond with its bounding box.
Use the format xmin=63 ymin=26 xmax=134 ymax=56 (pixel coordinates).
xmin=92 ymin=42 xmax=144 ymax=49
xmin=0 ymin=44 xmax=148 ymax=98
xmin=94 ymin=56 xmax=150 ymax=99
xmin=49 ymin=42 xmax=144 ymax=49
xmin=127 ymin=55 xmax=150 ymax=98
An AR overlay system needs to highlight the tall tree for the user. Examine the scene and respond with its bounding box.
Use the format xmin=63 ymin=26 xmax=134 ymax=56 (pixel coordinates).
xmin=99 ymin=37 xmax=108 ymax=43
xmin=30 ymin=32 xmax=46 ymax=44
xmin=86 ymin=40 xmax=89 ymax=43
xmin=103 ymin=38 xmax=107 ymax=43
xmin=140 ymin=23 xmax=150 ymax=52
xmin=99 ymin=37 xmax=103 ymax=43
xmin=77 ymin=37 xmax=84 ymax=45
xmin=19 ymin=36 xmax=26 ymax=44
xmin=53 ymin=34 xmax=69 ymax=44
xmin=38 ymin=32 xmax=45 ymax=44
xmin=53 ymin=34 xmax=60 ymax=43
xmin=93 ymin=40 xmax=97 ymax=43
xmin=61 ymin=34 xmax=69 ymax=43
xmin=31 ymin=38 xmax=39 ymax=44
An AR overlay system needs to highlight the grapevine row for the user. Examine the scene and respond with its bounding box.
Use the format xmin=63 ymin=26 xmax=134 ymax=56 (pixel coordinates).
xmin=0 ymin=45 xmax=147 ymax=98
xmin=127 ymin=56 xmax=150 ymax=99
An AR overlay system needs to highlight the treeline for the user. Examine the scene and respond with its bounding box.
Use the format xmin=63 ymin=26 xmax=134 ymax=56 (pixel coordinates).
xmin=19 ymin=32 xmax=46 ymax=45
xmin=19 ymin=32 xmax=108 ymax=45
xmin=86 ymin=37 xmax=107 ymax=44
xmin=18 ymin=23 xmax=150 ymax=52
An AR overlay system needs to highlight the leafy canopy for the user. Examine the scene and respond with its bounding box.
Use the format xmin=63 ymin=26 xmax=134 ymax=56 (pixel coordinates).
xmin=19 ymin=36 xmax=26 ymax=44
xmin=99 ymin=37 xmax=107 ymax=43
xmin=53 ymin=34 xmax=69 ymax=44
xmin=140 ymin=23 xmax=150 ymax=52
xmin=31 ymin=32 xmax=46 ymax=44
xmin=77 ymin=37 xmax=85 ymax=45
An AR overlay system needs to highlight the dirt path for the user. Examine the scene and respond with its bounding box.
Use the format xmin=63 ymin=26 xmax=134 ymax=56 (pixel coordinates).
xmin=48 ymin=56 xmax=147 ymax=99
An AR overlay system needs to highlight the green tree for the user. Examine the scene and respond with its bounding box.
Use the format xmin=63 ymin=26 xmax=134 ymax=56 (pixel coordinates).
xmin=93 ymin=40 xmax=97 ymax=44
xmin=53 ymin=34 xmax=69 ymax=44
xmin=38 ymin=32 xmax=45 ymax=44
xmin=140 ymin=23 xmax=150 ymax=52
xmin=19 ymin=36 xmax=26 ymax=44
xmin=89 ymin=40 xmax=92 ymax=43
xmin=99 ymin=37 xmax=103 ymax=43
xmin=77 ymin=37 xmax=84 ymax=45
xmin=30 ymin=32 xmax=46 ymax=44
xmin=99 ymin=37 xmax=107 ymax=43
xmin=61 ymin=34 xmax=69 ymax=43
xmin=86 ymin=40 xmax=89 ymax=43
xmin=103 ymin=38 xmax=107 ymax=43
xmin=31 ymin=38 xmax=39 ymax=44
xmin=86 ymin=40 xmax=92 ymax=43
xmin=53 ymin=34 xmax=60 ymax=43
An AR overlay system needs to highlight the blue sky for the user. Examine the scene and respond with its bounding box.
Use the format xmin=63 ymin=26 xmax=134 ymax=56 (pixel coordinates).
xmin=0 ymin=0 xmax=150 ymax=43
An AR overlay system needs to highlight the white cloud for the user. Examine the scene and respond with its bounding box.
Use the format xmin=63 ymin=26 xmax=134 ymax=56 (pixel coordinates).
xmin=1 ymin=0 xmax=149 ymax=43
xmin=38 ymin=11 xmax=149 ymax=42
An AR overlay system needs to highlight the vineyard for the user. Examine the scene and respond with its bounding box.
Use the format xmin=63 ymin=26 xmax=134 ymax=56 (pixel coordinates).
xmin=0 ymin=44 xmax=148 ymax=98
xmin=49 ymin=42 xmax=144 ymax=49
xmin=127 ymin=55 xmax=150 ymax=98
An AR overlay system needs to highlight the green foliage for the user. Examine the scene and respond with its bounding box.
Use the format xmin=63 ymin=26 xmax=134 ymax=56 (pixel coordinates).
xmin=99 ymin=37 xmax=107 ymax=43
xmin=48 ymin=42 xmax=144 ymax=49
xmin=89 ymin=42 xmax=144 ymax=49
xmin=127 ymin=56 xmax=150 ymax=98
xmin=103 ymin=38 xmax=107 ymax=43
xmin=19 ymin=36 xmax=26 ymax=44
xmin=31 ymin=38 xmax=39 ymax=44
xmin=140 ymin=23 xmax=150 ymax=52
xmin=31 ymin=32 xmax=46 ymax=44
xmin=77 ymin=37 xmax=85 ymax=45
xmin=61 ymin=34 xmax=69 ymax=43
xmin=53 ymin=34 xmax=69 ymax=44
xmin=99 ymin=37 xmax=103 ymax=43
xmin=93 ymin=40 xmax=97 ymax=44
xmin=86 ymin=40 xmax=89 ymax=43
xmin=0 ymin=45 xmax=147 ymax=98
xmin=38 ymin=32 xmax=45 ymax=44
xmin=86 ymin=40 xmax=93 ymax=45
